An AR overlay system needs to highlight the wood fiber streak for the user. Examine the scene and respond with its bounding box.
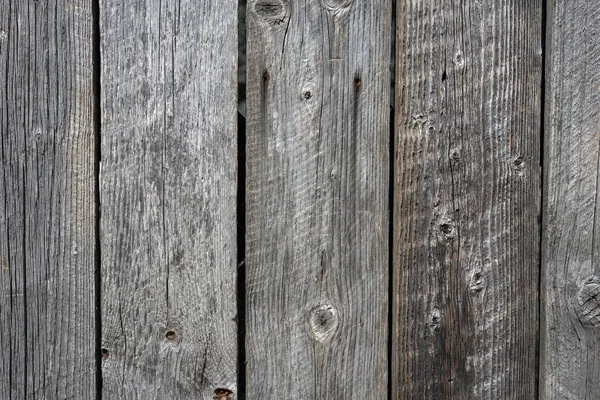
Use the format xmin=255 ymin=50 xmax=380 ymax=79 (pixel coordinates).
xmin=100 ymin=1 xmax=238 ymax=398
xmin=0 ymin=0 xmax=96 ymax=398
xmin=245 ymin=0 xmax=391 ymax=398
xmin=393 ymin=1 xmax=542 ymax=398
xmin=542 ymin=0 xmax=600 ymax=398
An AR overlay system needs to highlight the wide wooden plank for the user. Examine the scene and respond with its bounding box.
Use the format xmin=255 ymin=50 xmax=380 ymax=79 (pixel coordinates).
xmin=0 ymin=0 xmax=96 ymax=398
xmin=245 ymin=1 xmax=391 ymax=398
xmin=100 ymin=1 xmax=238 ymax=398
xmin=541 ymin=0 xmax=600 ymax=397
xmin=393 ymin=1 xmax=542 ymax=398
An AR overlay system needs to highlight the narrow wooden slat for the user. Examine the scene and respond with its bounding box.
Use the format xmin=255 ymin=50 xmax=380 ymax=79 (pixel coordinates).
xmin=245 ymin=0 xmax=391 ymax=397
xmin=100 ymin=1 xmax=238 ymax=398
xmin=541 ymin=0 xmax=600 ymax=397
xmin=0 ymin=0 xmax=96 ymax=398
xmin=393 ymin=1 xmax=542 ymax=398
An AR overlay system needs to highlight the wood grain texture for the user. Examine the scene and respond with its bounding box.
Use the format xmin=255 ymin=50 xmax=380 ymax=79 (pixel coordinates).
xmin=393 ymin=1 xmax=542 ymax=398
xmin=245 ymin=0 xmax=391 ymax=398
xmin=100 ymin=1 xmax=238 ymax=398
xmin=541 ymin=0 xmax=600 ymax=398
xmin=0 ymin=0 xmax=96 ymax=398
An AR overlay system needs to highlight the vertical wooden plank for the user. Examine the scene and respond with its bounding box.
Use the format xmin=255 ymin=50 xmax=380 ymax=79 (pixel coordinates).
xmin=245 ymin=0 xmax=390 ymax=398
xmin=0 ymin=0 xmax=96 ymax=398
xmin=393 ymin=1 xmax=542 ymax=398
xmin=100 ymin=1 xmax=238 ymax=398
xmin=541 ymin=0 xmax=600 ymax=397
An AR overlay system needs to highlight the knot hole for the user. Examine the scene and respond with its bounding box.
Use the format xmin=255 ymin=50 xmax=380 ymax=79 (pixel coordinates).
xmin=308 ymin=304 xmax=339 ymax=342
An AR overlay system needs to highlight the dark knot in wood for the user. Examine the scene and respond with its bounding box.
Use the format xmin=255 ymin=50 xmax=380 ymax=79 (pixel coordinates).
xmin=308 ymin=304 xmax=339 ymax=342
xmin=576 ymin=279 xmax=600 ymax=328
xmin=513 ymin=156 xmax=526 ymax=174
xmin=439 ymin=223 xmax=453 ymax=235
xmin=469 ymin=271 xmax=485 ymax=292
xmin=254 ymin=0 xmax=288 ymax=26
xmin=214 ymin=388 xmax=233 ymax=399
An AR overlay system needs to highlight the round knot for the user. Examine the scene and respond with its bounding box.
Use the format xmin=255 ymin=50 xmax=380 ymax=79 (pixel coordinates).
xmin=308 ymin=304 xmax=339 ymax=342
xmin=469 ymin=271 xmax=485 ymax=292
xmin=576 ymin=279 xmax=600 ymax=328
xmin=214 ymin=388 xmax=233 ymax=399
xmin=253 ymin=0 xmax=288 ymax=26
xmin=454 ymin=52 xmax=465 ymax=68
xmin=440 ymin=223 xmax=453 ymax=235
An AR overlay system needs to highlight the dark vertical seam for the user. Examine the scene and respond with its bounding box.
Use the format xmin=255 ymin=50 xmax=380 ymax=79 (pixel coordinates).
xmin=92 ymin=0 xmax=102 ymax=396
xmin=236 ymin=0 xmax=247 ymax=398
xmin=388 ymin=0 xmax=396 ymax=399
xmin=537 ymin=0 xmax=547 ymax=399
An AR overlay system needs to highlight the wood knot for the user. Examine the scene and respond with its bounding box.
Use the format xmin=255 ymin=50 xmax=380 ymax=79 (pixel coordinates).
xmin=513 ymin=156 xmax=526 ymax=174
xmin=576 ymin=278 xmax=600 ymax=328
xmin=214 ymin=388 xmax=233 ymax=399
xmin=451 ymin=150 xmax=460 ymax=164
xmin=412 ymin=112 xmax=427 ymax=127
xmin=322 ymin=0 xmax=353 ymax=13
xmin=426 ymin=308 xmax=441 ymax=334
xmin=469 ymin=271 xmax=485 ymax=292
xmin=439 ymin=223 xmax=453 ymax=235
xmin=101 ymin=348 xmax=110 ymax=360
xmin=308 ymin=304 xmax=339 ymax=342
xmin=454 ymin=52 xmax=465 ymax=68
xmin=165 ymin=330 xmax=177 ymax=340
xmin=253 ymin=0 xmax=288 ymax=26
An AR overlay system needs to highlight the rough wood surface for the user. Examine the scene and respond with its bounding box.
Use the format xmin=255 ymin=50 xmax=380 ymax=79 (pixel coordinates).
xmin=245 ymin=0 xmax=391 ymax=398
xmin=393 ymin=1 xmax=542 ymax=398
xmin=0 ymin=0 xmax=96 ymax=398
xmin=541 ymin=0 xmax=600 ymax=397
xmin=100 ymin=1 xmax=238 ymax=398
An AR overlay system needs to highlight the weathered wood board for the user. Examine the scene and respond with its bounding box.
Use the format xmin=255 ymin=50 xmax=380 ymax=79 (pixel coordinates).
xmin=393 ymin=1 xmax=543 ymax=398
xmin=0 ymin=0 xmax=96 ymax=398
xmin=541 ymin=0 xmax=600 ymax=398
xmin=100 ymin=1 xmax=238 ymax=398
xmin=245 ymin=0 xmax=391 ymax=398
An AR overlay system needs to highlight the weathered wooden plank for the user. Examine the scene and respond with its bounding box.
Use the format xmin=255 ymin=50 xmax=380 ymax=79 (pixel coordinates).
xmin=100 ymin=1 xmax=238 ymax=398
xmin=541 ymin=0 xmax=600 ymax=398
xmin=0 ymin=0 xmax=96 ymax=398
xmin=245 ymin=1 xmax=391 ymax=398
xmin=393 ymin=1 xmax=542 ymax=398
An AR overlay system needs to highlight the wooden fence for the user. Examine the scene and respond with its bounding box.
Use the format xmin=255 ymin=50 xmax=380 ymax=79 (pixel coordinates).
xmin=1 ymin=0 xmax=598 ymax=398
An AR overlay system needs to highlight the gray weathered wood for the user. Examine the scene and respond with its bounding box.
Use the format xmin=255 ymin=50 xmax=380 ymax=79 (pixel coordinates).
xmin=245 ymin=0 xmax=391 ymax=398
xmin=393 ymin=1 xmax=542 ymax=398
xmin=100 ymin=1 xmax=238 ymax=398
xmin=0 ymin=0 xmax=96 ymax=398
xmin=541 ymin=0 xmax=600 ymax=397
